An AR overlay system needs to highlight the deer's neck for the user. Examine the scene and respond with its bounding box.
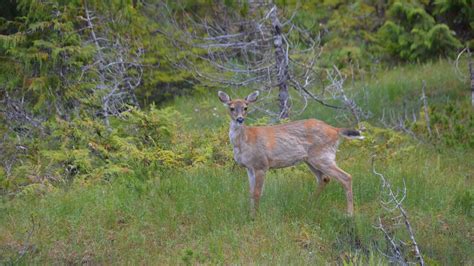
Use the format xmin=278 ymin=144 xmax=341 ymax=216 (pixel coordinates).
xmin=229 ymin=121 xmax=246 ymax=147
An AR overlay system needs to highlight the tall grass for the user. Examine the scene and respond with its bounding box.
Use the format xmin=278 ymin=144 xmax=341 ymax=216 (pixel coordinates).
xmin=1 ymin=143 xmax=472 ymax=264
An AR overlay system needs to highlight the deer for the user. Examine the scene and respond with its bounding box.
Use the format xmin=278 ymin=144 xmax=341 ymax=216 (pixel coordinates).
xmin=218 ymin=90 xmax=364 ymax=217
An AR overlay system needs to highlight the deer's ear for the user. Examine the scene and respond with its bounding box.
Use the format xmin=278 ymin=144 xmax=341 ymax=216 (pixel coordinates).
xmin=218 ymin=91 xmax=231 ymax=104
xmin=245 ymin=91 xmax=259 ymax=103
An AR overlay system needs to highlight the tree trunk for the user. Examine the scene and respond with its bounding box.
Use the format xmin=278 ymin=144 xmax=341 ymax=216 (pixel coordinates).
xmin=270 ymin=6 xmax=290 ymax=119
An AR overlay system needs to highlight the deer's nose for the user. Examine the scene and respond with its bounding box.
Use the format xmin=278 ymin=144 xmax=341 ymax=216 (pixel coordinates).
xmin=236 ymin=117 xmax=244 ymax=124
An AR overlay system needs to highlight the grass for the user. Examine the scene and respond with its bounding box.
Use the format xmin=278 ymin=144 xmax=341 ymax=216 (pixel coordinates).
xmin=1 ymin=144 xmax=472 ymax=264
xmin=1 ymin=59 xmax=473 ymax=264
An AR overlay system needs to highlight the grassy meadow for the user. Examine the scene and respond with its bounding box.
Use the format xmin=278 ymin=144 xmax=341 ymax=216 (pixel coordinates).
xmin=1 ymin=60 xmax=473 ymax=264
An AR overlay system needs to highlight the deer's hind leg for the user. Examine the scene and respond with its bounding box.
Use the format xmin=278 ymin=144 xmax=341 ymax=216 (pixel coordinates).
xmin=323 ymin=164 xmax=353 ymax=215
xmin=305 ymin=161 xmax=330 ymax=199
xmin=309 ymin=158 xmax=354 ymax=216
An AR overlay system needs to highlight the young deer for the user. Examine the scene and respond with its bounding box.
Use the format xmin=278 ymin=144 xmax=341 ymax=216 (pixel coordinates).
xmin=218 ymin=91 xmax=364 ymax=217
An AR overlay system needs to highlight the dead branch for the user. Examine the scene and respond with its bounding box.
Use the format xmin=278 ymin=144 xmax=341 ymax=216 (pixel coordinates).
xmin=372 ymin=157 xmax=425 ymax=266
xmin=374 ymin=217 xmax=406 ymax=265
xmin=83 ymin=1 xmax=143 ymax=128
xmin=160 ymin=2 xmax=350 ymax=119
xmin=326 ymin=66 xmax=369 ymax=124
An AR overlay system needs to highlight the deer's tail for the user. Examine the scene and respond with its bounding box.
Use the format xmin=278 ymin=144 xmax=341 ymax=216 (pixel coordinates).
xmin=338 ymin=128 xmax=365 ymax=140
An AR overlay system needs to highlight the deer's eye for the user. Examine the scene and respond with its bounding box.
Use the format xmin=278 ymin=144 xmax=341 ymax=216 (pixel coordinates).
xmin=244 ymin=107 xmax=248 ymax=111
xmin=230 ymin=107 xmax=235 ymax=111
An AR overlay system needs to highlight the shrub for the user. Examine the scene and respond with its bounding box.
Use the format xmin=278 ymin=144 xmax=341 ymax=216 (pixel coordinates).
xmin=377 ymin=2 xmax=462 ymax=61
xmin=0 ymin=106 xmax=185 ymax=194
xmin=0 ymin=104 xmax=240 ymax=196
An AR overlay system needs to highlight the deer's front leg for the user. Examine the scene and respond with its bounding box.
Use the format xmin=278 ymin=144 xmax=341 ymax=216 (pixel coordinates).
xmin=246 ymin=168 xmax=256 ymax=218
xmin=246 ymin=168 xmax=266 ymax=219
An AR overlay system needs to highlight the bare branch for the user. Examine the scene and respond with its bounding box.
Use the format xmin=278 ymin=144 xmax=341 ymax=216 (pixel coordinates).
xmin=163 ymin=2 xmax=349 ymax=120
xmin=372 ymin=157 xmax=425 ymax=266
xmin=326 ymin=66 xmax=370 ymax=123
xmin=454 ymin=47 xmax=468 ymax=80
xmin=83 ymin=1 xmax=143 ymax=128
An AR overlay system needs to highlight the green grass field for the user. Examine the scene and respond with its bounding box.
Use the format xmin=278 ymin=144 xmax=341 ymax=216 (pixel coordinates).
xmin=1 ymin=60 xmax=473 ymax=264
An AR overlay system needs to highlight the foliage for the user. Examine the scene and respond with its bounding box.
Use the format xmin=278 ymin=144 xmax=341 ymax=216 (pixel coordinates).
xmin=0 ymin=0 xmax=89 ymax=118
xmin=0 ymin=0 xmax=467 ymax=126
xmin=433 ymin=0 xmax=474 ymax=44
xmin=271 ymin=0 xmax=467 ymax=73
xmin=377 ymin=2 xmax=462 ymax=61
xmin=0 ymin=106 xmax=234 ymax=195
xmin=0 ymin=0 xmax=193 ymax=123
xmin=318 ymin=1 xmax=381 ymax=71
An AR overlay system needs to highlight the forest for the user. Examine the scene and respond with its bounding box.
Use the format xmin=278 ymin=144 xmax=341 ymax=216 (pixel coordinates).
xmin=0 ymin=0 xmax=473 ymax=264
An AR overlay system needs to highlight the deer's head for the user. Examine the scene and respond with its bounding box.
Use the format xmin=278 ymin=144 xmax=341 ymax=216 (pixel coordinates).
xmin=218 ymin=91 xmax=259 ymax=124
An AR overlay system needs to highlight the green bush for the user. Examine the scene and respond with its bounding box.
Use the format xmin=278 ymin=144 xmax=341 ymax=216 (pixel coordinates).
xmin=0 ymin=107 xmax=177 ymax=194
xmin=377 ymin=2 xmax=462 ymax=61
xmin=433 ymin=0 xmax=473 ymax=45
xmin=0 ymin=105 xmax=238 ymax=195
